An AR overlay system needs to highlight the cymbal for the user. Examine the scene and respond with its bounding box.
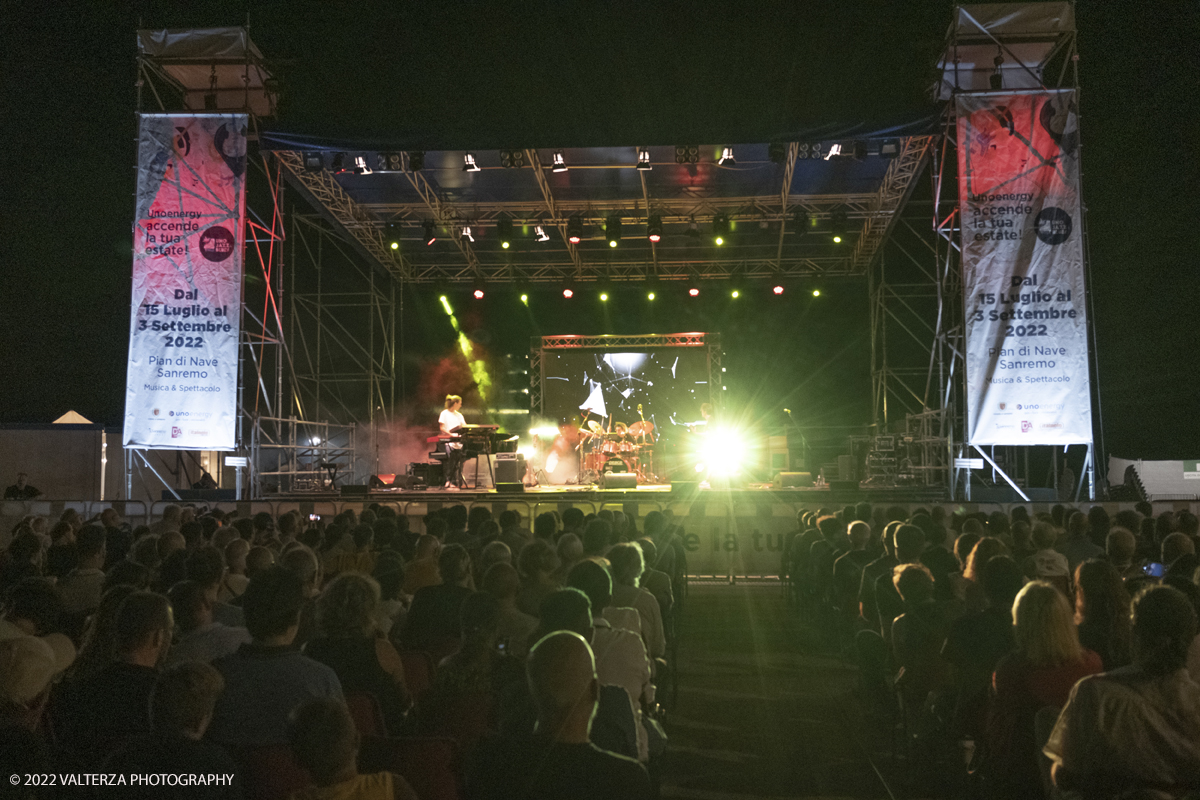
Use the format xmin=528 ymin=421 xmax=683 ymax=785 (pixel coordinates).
xmin=587 ymin=420 xmax=603 ymax=433
xmin=629 ymin=420 xmax=655 ymax=435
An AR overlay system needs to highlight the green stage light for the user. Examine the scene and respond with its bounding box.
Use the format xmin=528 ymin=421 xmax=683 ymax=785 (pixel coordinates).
xmin=832 ymin=235 xmax=842 ymax=244
xmin=647 ymin=291 xmax=656 ymax=301
xmin=731 ymin=289 xmax=740 ymax=299
xmin=600 ymin=292 xmax=609 ymax=302
xmin=813 ymin=289 xmax=821 ymax=297
xmin=520 ymin=293 xmax=529 ymax=305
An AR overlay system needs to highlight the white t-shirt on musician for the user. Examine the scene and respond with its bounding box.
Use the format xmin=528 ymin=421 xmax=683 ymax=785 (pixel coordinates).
xmin=439 ymin=408 xmax=465 ymax=435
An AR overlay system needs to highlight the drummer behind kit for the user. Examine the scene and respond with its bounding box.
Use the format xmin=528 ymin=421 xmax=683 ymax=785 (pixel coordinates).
xmin=572 ymin=404 xmax=659 ymax=486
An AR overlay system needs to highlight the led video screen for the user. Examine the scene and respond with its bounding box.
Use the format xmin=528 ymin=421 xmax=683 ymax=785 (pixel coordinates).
xmin=542 ymin=348 xmax=714 ymax=435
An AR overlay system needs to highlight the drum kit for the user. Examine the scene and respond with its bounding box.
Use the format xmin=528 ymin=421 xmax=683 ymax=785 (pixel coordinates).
xmin=577 ymin=417 xmax=658 ymax=485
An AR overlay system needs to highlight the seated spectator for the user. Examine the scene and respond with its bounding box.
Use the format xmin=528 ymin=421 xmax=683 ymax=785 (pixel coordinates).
xmin=103 ymin=560 xmax=151 ymax=595
xmin=290 ymin=697 xmax=417 ymax=800
xmin=187 ymin=546 xmax=244 ymax=628
xmin=57 ymin=591 xmax=173 ymax=767
xmin=1 ymin=577 xmax=63 ymax=640
xmin=166 ymin=580 xmax=250 ymax=666
xmin=57 ymin=524 xmax=107 ymax=615
xmin=554 ymin=534 xmax=584 ymax=582
xmin=498 ymin=510 xmax=531 ymax=554
xmin=516 ymin=539 xmax=560 ymax=618
xmin=833 ymin=521 xmax=874 ymax=615
xmin=306 ymin=572 xmax=411 ymax=734
xmin=1 ymin=531 xmax=42 ymax=593
xmin=218 ymin=539 xmax=250 ymax=602
xmin=1008 ymin=521 xmax=1035 ymax=565
xmin=533 ymin=511 xmax=557 ymax=541
xmin=807 ymin=515 xmax=849 ymax=602
xmin=372 ymin=550 xmax=407 ymax=636
xmin=1046 ymin=585 xmax=1200 ymax=794
xmin=1061 ymin=511 xmax=1104 ymax=573
xmin=942 ymin=555 xmax=1023 ymax=738
xmin=401 ymin=534 xmax=441 ymax=596
xmin=399 ymin=544 xmax=474 ymax=652
xmin=45 ymin=521 xmax=78 ymax=580
xmin=608 ymin=543 xmax=666 ymax=660
xmin=325 ymin=523 xmax=377 ymax=578
xmin=103 ymin=661 xmax=241 ymax=798
xmin=858 ymin=522 xmax=900 ymax=629
xmin=582 ymin=518 xmax=612 ymax=560
xmin=468 ymin=631 xmax=652 ymax=799
xmin=482 ymin=563 xmax=538 ymax=659
xmin=1162 ymin=532 xmax=1196 ymax=571
xmin=0 ymin=629 xmax=76 ymax=731
xmin=1023 ymin=521 xmax=1070 ymax=582
xmin=874 ymin=524 xmax=925 ymax=639
xmin=478 ymin=541 xmax=513 ymax=581
xmin=889 ymin=563 xmax=953 ymax=708
xmin=243 ymin=545 xmax=275 ymax=582
xmin=1073 ymin=559 xmax=1132 ymax=671
xmin=1106 ymin=526 xmax=1142 ymax=579
xmin=916 ymin=516 xmax=958 ymax=589
xmin=635 ymin=538 xmax=674 ymax=622
xmin=429 ymin=591 xmax=519 ymax=694
xmin=207 ymin=567 xmax=342 ymax=747
xmin=960 ymin=536 xmax=1009 ymax=613
xmin=984 ymin=581 xmax=1103 ymax=798
xmin=280 ymin=545 xmax=323 ymax=648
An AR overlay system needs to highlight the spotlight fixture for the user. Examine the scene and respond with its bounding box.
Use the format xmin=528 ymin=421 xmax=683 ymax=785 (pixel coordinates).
xmin=990 ymin=49 xmax=1004 ymax=91
xmin=645 ymin=276 xmax=660 ymax=302
xmin=718 ymin=147 xmax=736 ymax=165
xmin=303 ymin=152 xmax=324 ymax=171
xmin=793 ymin=208 xmax=810 ymax=236
xmin=520 ymin=292 xmax=530 ymax=305
xmin=688 ymin=286 xmax=700 ymax=297
xmin=353 ymin=156 xmax=372 ymax=175
xmin=730 ymin=288 xmax=741 ymax=299
xmin=330 ymin=152 xmax=346 ymax=172
xmin=551 ymin=151 xmax=567 ymax=172
xmin=463 ymin=153 xmax=481 ymax=172
xmin=831 ymin=209 xmax=848 ymax=244
xmin=472 ymin=278 xmax=485 ymax=300
xmin=606 ymin=214 xmax=622 ymax=247
xmin=461 ymin=225 xmax=475 ymax=243
xmin=384 ymin=222 xmax=402 ymax=251
xmin=647 ymin=214 xmax=663 ymax=243
xmin=712 ymin=214 xmax=730 ymax=246
xmin=567 ymin=215 xmax=583 ymax=245
xmin=407 ymin=151 xmax=425 ymax=172
xmin=423 ymin=220 xmax=437 ymax=246
xmin=768 ymin=142 xmax=788 ymax=164
xmin=812 ymin=289 xmax=821 ymax=297
xmin=378 ymin=152 xmax=402 ymax=171
xmin=675 ymin=145 xmax=700 ymax=164
xmin=879 ymin=139 xmax=901 ymax=158
xmin=497 ymin=217 xmax=514 ymax=249
xmin=500 ymin=149 xmax=525 ymax=169
xmin=636 ymin=148 xmax=652 ymax=171
xmin=772 ymin=282 xmax=785 ymax=296
xmin=685 ymin=216 xmax=700 ymax=240
xmin=561 ymin=277 xmax=575 ymax=299
xmin=535 ymin=225 xmax=550 ymax=243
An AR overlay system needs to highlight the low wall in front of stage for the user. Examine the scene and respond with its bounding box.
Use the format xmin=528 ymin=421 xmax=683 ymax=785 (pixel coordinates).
xmin=6 ymin=497 xmax=1199 ymax=577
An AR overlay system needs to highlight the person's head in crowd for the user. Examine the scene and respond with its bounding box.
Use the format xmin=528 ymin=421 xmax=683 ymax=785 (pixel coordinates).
xmin=607 ymin=542 xmax=645 ymax=588
xmin=71 ymin=585 xmax=138 ymax=679
xmin=815 ymin=515 xmax=844 ymax=547
xmin=893 ymin=563 xmax=935 ymax=607
xmin=299 ymin=526 xmax=323 ymax=552
xmin=157 ymin=530 xmax=186 ymax=562
xmin=1130 ymin=585 xmax=1197 ymax=676
xmin=253 ymin=511 xmax=276 ymax=541
xmin=200 ymin=516 xmax=220 ymax=545
xmin=180 ymin=521 xmax=204 ymax=550
xmin=351 ymin=524 xmax=374 ymax=552
xmin=498 ymin=510 xmax=520 ymax=533
xmin=961 ymin=517 xmax=985 ymax=537
xmin=929 ymin=505 xmax=946 ymax=526
xmin=233 ymin=517 xmax=255 ymax=542
xmin=1066 ymin=512 xmax=1089 ymax=540
xmin=1106 ymin=527 xmax=1137 ymax=568
xmin=289 ymin=698 xmax=363 ymax=789
xmin=1139 ymin=516 xmax=1157 ymax=545
xmin=557 ymin=533 xmax=583 ymax=571
xmin=373 ymin=551 xmax=405 ymax=603
xmin=158 ymin=505 xmax=182 ymax=529
xmin=225 ymin=538 xmax=249 ymax=576
xmin=643 ymin=511 xmax=665 ymax=540
xmin=439 ymin=544 xmax=473 ymax=587
xmin=561 ymin=507 xmax=585 ymax=534
xmin=526 ymin=631 xmax=598 ymax=742
xmin=1051 ymin=504 xmax=1067 ymax=528
xmin=414 ymin=534 xmax=440 ymax=561
xmin=1176 ymin=510 xmax=1198 ymax=538
xmin=467 ymin=506 xmax=492 ymax=537
xmin=185 ymin=546 xmax=226 ymax=599
xmin=242 ymin=567 xmax=306 ymax=645
xmin=480 ymin=541 xmax=512 ymax=576
xmin=50 ymin=520 xmax=75 ymax=545
xmin=372 ymin=518 xmax=397 ymax=551
xmin=102 ymin=559 xmax=150 ymax=595
xmin=532 ymin=588 xmax=593 ymax=644
xmin=1031 ymin=521 xmax=1058 ymax=552
xmin=596 ymin=509 xmax=614 ymax=529
xmin=425 ymin=517 xmax=449 ymax=542
xmin=909 ymin=512 xmax=934 ymax=541
xmin=582 ymin=519 xmax=612 ymax=558
xmin=953 ymin=531 xmax=981 ymax=569
xmin=534 ymin=512 xmax=557 ymax=541
xmin=566 ymin=560 xmax=612 ymax=616
xmin=637 ymin=538 xmax=659 ymax=569
xmin=482 ymin=562 xmax=522 ymax=604
xmin=1012 ymin=581 xmax=1084 ymax=668
xmin=0 ymin=630 xmax=76 ymax=716
xmin=277 ymin=512 xmax=299 ymax=543
xmin=245 ymin=546 xmax=276 ymax=580
xmin=280 ymin=545 xmax=322 ymax=598
xmin=878 ymin=520 xmax=900 ymax=558
xmin=5 ymin=531 xmax=41 ymax=574
xmin=99 ymin=507 xmax=121 ymax=530
xmin=180 ymin=506 xmax=197 ymax=526
xmin=893 ymin=524 xmax=925 ymax=564
xmin=73 ymin=524 xmax=107 ymax=569
xmin=477 ymin=520 xmax=501 ymax=545
xmin=1155 ymin=511 xmax=1177 ymax=542
xmin=987 ymin=511 xmax=1011 ymax=539
xmin=1086 ymin=506 xmax=1110 ymax=539
xmin=964 ymin=536 xmax=1009 ymax=583
xmin=1074 ymin=559 xmax=1131 ymax=659
xmin=1011 ymin=520 xmax=1032 ymax=551
xmin=459 ymin=591 xmax=501 ymax=653
xmin=155 ymin=550 xmax=188 ymax=594
xmin=2 ymin=578 xmax=62 ymax=637
xmin=1161 ymin=532 xmax=1195 ymax=567
xmin=1132 ymin=500 xmax=1152 ymax=518
xmin=114 ymin=591 xmax=173 ymax=668
xmin=151 ymin=661 xmax=224 ymax=739
xmin=167 ymin=580 xmax=211 ymax=635
xmin=518 ymin=539 xmax=558 ymax=582
xmin=317 ymin=573 xmax=380 ymax=638
xmin=980 ymin=555 xmax=1025 ymax=610
xmin=446 ymin=504 xmax=469 ymax=533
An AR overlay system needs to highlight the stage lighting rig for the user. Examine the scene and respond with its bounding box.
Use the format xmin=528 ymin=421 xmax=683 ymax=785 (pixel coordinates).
xmin=768 ymin=142 xmax=787 ymax=164
xmin=423 ymin=220 xmax=437 ymax=246
xmin=990 ymin=49 xmax=1005 ymax=90
xmin=770 ymin=270 xmax=785 ymax=295
xmin=830 ymin=209 xmax=848 ymax=244
xmin=561 ymin=277 xmax=576 ymax=299
xmin=497 ymin=217 xmax=514 ymax=249
xmin=812 ymin=289 xmax=821 ymax=297
xmin=636 ymin=148 xmax=652 ymax=171
xmin=687 ymin=271 xmax=701 ymax=297
xmin=567 ymin=215 xmax=583 ymax=244
xmin=675 ymin=145 xmax=699 ymax=164
xmin=793 ymin=208 xmax=810 ymax=236
xmin=879 ymin=139 xmax=900 ymax=158
xmin=647 ymin=214 xmax=663 ymax=243
xmin=500 ymin=149 xmax=525 ymax=169
xmin=407 ymin=151 xmax=425 ymax=171
xmin=330 ymin=153 xmax=346 ymax=173
xmin=353 ymin=156 xmax=372 ymax=175
xmin=606 ymin=215 xmax=622 ymax=247
xmin=384 ymin=222 xmax=402 ymax=251
xmin=685 ymin=216 xmax=700 ymax=241
xmin=463 ymin=153 xmax=481 ymax=172
xmin=303 ymin=152 xmax=324 ymax=171
xmin=712 ymin=214 xmax=730 ymax=246
xmin=535 ymin=225 xmax=551 ymax=242
xmin=551 ymin=151 xmax=568 ymax=172
xmin=472 ymin=278 xmax=485 ymax=300
xmin=461 ymin=225 xmax=475 ymax=243
xmin=718 ymin=147 xmax=736 ymax=165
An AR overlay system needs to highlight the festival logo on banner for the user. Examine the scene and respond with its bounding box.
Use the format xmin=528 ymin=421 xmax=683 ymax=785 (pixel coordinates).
xmin=956 ymin=91 xmax=1093 ymax=446
xmin=123 ymin=114 xmax=246 ymax=450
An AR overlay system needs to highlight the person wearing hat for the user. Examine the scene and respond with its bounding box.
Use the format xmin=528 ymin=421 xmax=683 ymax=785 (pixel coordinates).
xmin=0 ymin=632 xmax=76 ymax=729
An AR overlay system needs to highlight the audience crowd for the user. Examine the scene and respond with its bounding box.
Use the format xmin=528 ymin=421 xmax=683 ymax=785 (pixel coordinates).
xmin=0 ymin=503 xmax=684 ymax=799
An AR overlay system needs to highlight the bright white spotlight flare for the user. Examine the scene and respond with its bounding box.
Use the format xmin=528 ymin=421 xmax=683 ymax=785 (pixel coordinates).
xmin=699 ymin=427 xmax=747 ymax=476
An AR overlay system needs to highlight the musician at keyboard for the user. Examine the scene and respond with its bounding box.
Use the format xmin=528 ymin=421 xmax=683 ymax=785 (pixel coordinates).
xmin=439 ymin=394 xmax=467 ymax=489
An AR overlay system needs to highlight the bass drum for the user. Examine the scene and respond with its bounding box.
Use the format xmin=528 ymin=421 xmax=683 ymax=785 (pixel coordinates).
xmin=602 ymin=456 xmax=629 ymax=474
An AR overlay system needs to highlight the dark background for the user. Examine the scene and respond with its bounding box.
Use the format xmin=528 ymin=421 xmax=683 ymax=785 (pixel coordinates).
xmin=2 ymin=0 xmax=1197 ymax=465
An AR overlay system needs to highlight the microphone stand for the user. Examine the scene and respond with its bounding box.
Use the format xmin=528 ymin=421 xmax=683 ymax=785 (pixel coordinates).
xmin=784 ymin=409 xmax=808 ymax=471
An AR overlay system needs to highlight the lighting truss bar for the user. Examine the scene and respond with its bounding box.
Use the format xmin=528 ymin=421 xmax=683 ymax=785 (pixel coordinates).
xmin=540 ymin=333 xmax=711 ymax=349
xmin=399 ymin=151 xmax=480 ymax=271
xmin=849 ymin=135 xmax=936 ymax=272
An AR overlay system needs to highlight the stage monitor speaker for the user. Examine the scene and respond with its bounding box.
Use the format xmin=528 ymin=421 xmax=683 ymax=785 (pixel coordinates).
xmin=495 ymin=482 xmax=525 ymax=493
xmin=602 ymin=472 xmax=638 ymax=490
xmin=829 ymin=480 xmax=860 ymax=493
xmin=495 ymin=455 xmax=526 ymax=484
xmin=774 ymin=472 xmax=813 ymax=488
xmin=340 ymin=484 xmax=370 ymax=497
xmin=837 ymin=455 xmax=856 ymax=482
xmin=369 ymin=474 xmax=395 ymax=489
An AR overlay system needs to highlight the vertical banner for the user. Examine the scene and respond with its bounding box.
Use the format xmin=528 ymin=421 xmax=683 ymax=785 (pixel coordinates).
xmin=956 ymin=91 xmax=1092 ymax=446
xmin=123 ymin=114 xmax=246 ymax=450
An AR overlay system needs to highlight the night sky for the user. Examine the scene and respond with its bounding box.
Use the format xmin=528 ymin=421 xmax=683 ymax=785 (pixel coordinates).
xmin=2 ymin=1 xmax=1197 ymax=464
